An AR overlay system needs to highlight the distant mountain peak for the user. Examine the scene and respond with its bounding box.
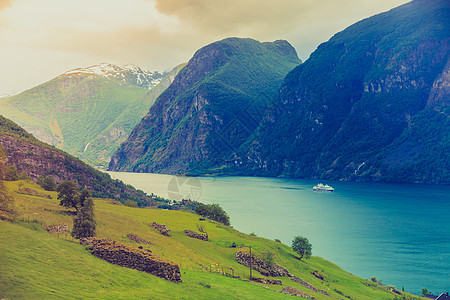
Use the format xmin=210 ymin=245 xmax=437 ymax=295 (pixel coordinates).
xmin=62 ymin=63 xmax=167 ymax=89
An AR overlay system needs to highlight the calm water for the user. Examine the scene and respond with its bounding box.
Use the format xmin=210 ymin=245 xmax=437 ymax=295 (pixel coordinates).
xmin=107 ymin=171 xmax=450 ymax=294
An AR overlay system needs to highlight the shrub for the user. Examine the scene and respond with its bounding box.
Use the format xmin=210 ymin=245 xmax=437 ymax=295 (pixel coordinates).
xmin=194 ymin=203 xmax=230 ymax=226
xmin=124 ymin=200 xmax=138 ymax=207
xmin=41 ymin=176 xmax=57 ymax=191
xmin=260 ymin=250 xmax=275 ymax=268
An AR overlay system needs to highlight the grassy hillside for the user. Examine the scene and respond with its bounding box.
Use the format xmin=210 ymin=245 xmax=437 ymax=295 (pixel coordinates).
xmin=0 ymin=180 xmax=422 ymax=299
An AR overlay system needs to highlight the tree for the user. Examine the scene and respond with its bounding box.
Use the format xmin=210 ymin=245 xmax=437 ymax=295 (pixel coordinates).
xmin=194 ymin=203 xmax=230 ymax=226
xmin=57 ymin=180 xmax=80 ymax=212
xmin=71 ymin=194 xmax=96 ymax=239
xmin=291 ymin=236 xmax=312 ymax=260
xmin=41 ymin=176 xmax=57 ymax=191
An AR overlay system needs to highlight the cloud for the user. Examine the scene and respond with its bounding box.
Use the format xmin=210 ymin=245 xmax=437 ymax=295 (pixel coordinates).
xmin=0 ymin=0 xmax=14 ymax=10
xmin=153 ymin=0 xmax=411 ymax=56
xmin=0 ymin=0 xmax=410 ymax=95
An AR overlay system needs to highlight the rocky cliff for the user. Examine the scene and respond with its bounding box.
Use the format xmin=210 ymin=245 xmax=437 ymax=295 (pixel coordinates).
xmin=0 ymin=115 xmax=152 ymax=205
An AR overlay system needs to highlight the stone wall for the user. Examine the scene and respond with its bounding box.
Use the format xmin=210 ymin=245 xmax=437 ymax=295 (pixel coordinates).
xmin=183 ymin=230 xmax=208 ymax=241
xmin=127 ymin=234 xmax=153 ymax=245
xmin=151 ymin=222 xmax=170 ymax=236
xmin=235 ymin=251 xmax=291 ymax=277
xmin=251 ymin=277 xmax=282 ymax=285
xmin=290 ymin=276 xmax=329 ymax=296
xmin=280 ymin=287 xmax=316 ymax=299
xmin=45 ymin=224 xmax=69 ymax=233
xmin=80 ymin=237 xmax=181 ymax=282
xmin=16 ymin=188 xmax=52 ymax=199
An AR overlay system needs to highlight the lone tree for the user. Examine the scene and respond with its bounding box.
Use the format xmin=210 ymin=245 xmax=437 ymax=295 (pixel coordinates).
xmin=291 ymin=236 xmax=312 ymax=260
xmin=71 ymin=190 xmax=96 ymax=239
xmin=58 ymin=180 xmax=80 ymax=212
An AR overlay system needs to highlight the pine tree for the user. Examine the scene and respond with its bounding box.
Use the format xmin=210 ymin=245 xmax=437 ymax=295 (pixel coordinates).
xmin=71 ymin=193 xmax=96 ymax=239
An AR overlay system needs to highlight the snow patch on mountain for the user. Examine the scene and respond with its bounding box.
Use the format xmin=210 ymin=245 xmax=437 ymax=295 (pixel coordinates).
xmin=63 ymin=63 xmax=167 ymax=89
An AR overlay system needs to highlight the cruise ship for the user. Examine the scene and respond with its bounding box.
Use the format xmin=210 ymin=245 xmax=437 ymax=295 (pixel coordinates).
xmin=313 ymin=183 xmax=334 ymax=192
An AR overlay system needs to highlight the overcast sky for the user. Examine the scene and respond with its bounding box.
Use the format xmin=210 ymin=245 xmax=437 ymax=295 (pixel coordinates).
xmin=0 ymin=0 xmax=410 ymax=96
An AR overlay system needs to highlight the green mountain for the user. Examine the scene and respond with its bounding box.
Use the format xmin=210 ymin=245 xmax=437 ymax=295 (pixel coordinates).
xmin=240 ymin=0 xmax=449 ymax=184
xmin=0 ymin=63 xmax=183 ymax=167
xmin=0 ymin=115 xmax=152 ymax=206
xmin=109 ymin=38 xmax=301 ymax=173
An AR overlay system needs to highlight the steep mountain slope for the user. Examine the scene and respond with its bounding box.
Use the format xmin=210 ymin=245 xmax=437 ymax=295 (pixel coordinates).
xmin=235 ymin=0 xmax=449 ymax=184
xmin=109 ymin=38 xmax=301 ymax=173
xmin=0 ymin=63 xmax=182 ymax=167
xmin=0 ymin=115 xmax=152 ymax=206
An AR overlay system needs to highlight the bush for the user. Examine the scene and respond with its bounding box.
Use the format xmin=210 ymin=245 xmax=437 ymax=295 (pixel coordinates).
xmin=124 ymin=200 xmax=138 ymax=207
xmin=260 ymin=250 xmax=275 ymax=268
xmin=41 ymin=176 xmax=57 ymax=191
xmin=194 ymin=203 xmax=230 ymax=226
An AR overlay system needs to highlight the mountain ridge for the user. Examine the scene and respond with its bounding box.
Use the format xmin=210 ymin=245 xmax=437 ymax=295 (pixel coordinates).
xmin=109 ymin=37 xmax=301 ymax=173
xmin=0 ymin=63 xmax=183 ymax=167
xmin=109 ymin=1 xmax=449 ymax=185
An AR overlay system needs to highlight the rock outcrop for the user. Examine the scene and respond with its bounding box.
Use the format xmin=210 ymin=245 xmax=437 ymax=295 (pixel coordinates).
xmin=80 ymin=237 xmax=181 ymax=282
xmin=235 ymin=251 xmax=291 ymax=277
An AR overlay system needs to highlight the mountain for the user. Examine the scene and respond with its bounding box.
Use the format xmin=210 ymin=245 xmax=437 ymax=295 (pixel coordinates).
xmin=0 ymin=115 xmax=152 ymax=206
xmin=0 ymin=63 xmax=183 ymax=167
xmin=237 ymin=0 xmax=449 ymax=184
xmin=109 ymin=38 xmax=301 ymax=173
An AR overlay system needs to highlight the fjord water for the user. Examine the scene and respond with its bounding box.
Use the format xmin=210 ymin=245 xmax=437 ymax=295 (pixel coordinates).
xmin=107 ymin=172 xmax=450 ymax=294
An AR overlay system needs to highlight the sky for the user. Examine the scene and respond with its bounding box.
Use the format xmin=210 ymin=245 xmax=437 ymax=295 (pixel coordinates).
xmin=0 ymin=0 xmax=410 ymax=96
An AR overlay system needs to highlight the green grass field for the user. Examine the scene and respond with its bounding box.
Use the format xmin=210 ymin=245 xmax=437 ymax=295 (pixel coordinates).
xmin=0 ymin=180 xmax=422 ymax=299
